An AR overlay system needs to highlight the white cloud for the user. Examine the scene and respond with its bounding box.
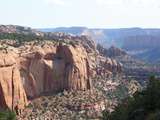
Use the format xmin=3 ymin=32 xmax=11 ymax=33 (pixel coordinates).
xmin=95 ymin=0 xmax=123 ymax=6
xmin=126 ymin=0 xmax=158 ymax=7
xmin=44 ymin=0 xmax=65 ymax=6
xmin=95 ymin=0 xmax=160 ymax=8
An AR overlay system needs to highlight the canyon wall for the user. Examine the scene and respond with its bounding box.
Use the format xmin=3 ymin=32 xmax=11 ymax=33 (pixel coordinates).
xmin=0 ymin=35 xmax=122 ymax=112
xmin=0 ymin=52 xmax=28 ymax=111
xmin=0 ymin=41 xmax=91 ymax=111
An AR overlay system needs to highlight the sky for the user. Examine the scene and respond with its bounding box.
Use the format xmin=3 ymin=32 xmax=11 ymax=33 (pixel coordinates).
xmin=0 ymin=0 xmax=160 ymax=28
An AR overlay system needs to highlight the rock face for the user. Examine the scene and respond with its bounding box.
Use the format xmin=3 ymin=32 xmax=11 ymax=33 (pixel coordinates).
xmin=104 ymin=58 xmax=122 ymax=72
xmin=96 ymin=44 xmax=123 ymax=74
xmin=107 ymin=46 xmax=127 ymax=58
xmin=56 ymin=44 xmax=91 ymax=90
xmin=19 ymin=43 xmax=91 ymax=98
xmin=18 ymin=45 xmax=57 ymax=98
xmin=0 ymin=32 xmax=122 ymax=112
xmin=95 ymin=56 xmax=122 ymax=77
xmin=0 ymin=52 xmax=28 ymax=111
xmin=0 ymin=40 xmax=92 ymax=111
xmin=97 ymin=44 xmax=126 ymax=58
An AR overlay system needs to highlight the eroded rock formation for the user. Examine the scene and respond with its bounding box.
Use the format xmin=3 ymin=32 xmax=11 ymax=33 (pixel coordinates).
xmin=18 ymin=43 xmax=91 ymax=98
xmin=0 ymin=33 xmax=122 ymax=112
xmin=104 ymin=58 xmax=122 ymax=72
xmin=0 ymin=52 xmax=28 ymax=111
xmin=0 ymin=41 xmax=92 ymax=111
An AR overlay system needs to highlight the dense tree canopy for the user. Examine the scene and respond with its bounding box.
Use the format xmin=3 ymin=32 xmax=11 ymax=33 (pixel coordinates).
xmin=103 ymin=76 xmax=160 ymax=120
xmin=0 ymin=109 xmax=16 ymax=120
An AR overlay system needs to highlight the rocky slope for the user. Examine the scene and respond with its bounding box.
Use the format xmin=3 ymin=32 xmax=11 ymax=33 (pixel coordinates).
xmin=0 ymin=28 xmax=123 ymax=117
xmin=96 ymin=43 xmax=160 ymax=86
xmin=18 ymin=90 xmax=107 ymax=120
xmin=97 ymin=44 xmax=127 ymax=58
xmin=0 ymin=40 xmax=91 ymax=111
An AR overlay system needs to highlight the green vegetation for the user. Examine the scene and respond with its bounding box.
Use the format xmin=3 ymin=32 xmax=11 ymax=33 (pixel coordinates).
xmin=0 ymin=33 xmax=78 ymax=47
xmin=0 ymin=33 xmax=43 ymax=42
xmin=106 ymin=84 xmax=129 ymax=101
xmin=103 ymin=75 xmax=160 ymax=120
xmin=0 ymin=109 xmax=16 ymax=120
xmin=0 ymin=33 xmax=46 ymax=47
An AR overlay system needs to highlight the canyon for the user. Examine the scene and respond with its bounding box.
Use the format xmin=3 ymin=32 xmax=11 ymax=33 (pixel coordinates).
xmin=1 ymin=25 xmax=157 ymax=119
xmin=0 ymin=27 xmax=122 ymax=118
xmin=41 ymin=27 xmax=160 ymax=63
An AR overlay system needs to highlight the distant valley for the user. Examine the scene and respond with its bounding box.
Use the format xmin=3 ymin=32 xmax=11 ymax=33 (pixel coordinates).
xmin=39 ymin=27 xmax=160 ymax=63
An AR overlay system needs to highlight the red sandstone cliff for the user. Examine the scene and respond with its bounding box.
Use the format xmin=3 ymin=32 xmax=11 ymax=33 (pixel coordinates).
xmin=0 ymin=35 xmax=122 ymax=112
xmin=0 ymin=41 xmax=92 ymax=111
xmin=0 ymin=52 xmax=28 ymax=111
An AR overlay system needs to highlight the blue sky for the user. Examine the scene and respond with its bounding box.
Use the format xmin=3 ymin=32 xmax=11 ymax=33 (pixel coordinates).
xmin=0 ymin=0 xmax=160 ymax=28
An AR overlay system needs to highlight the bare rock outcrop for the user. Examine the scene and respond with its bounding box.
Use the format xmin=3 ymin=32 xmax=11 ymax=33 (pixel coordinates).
xmin=56 ymin=44 xmax=91 ymax=90
xmin=104 ymin=58 xmax=122 ymax=72
xmin=0 ymin=40 xmax=92 ymax=111
xmin=0 ymin=34 xmax=121 ymax=113
xmin=106 ymin=46 xmax=127 ymax=58
xmin=0 ymin=52 xmax=28 ymax=111
xmin=95 ymin=55 xmax=122 ymax=77
xmin=19 ymin=43 xmax=91 ymax=98
xmin=97 ymin=44 xmax=126 ymax=58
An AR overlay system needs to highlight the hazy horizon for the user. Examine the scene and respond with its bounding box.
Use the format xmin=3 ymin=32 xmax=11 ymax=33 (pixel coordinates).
xmin=1 ymin=0 xmax=160 ymax=28
xmin=2 ymin=24 xmax=160 ymax=30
